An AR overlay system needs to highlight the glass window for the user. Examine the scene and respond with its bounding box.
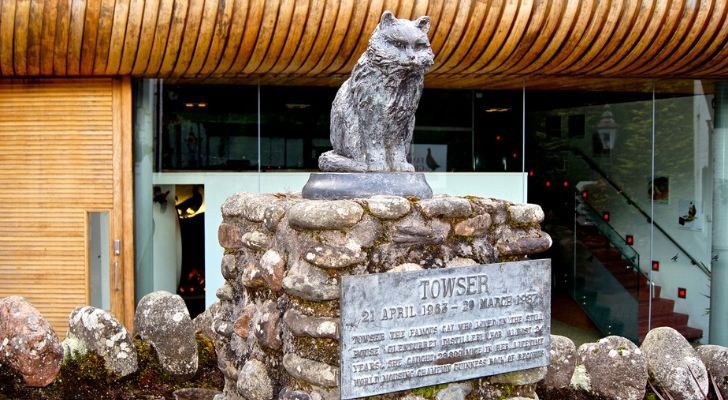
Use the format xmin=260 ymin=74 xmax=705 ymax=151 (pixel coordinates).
xmin=160 ymin=85 xmax=258 ymax=170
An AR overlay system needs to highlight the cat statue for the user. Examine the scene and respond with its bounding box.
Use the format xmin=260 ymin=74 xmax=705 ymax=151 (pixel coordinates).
xmin=319 ymin=11 xmax=434 ymax=172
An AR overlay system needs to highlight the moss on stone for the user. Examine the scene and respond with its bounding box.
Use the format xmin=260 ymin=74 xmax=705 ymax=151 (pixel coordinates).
xmin=292 ymin=336 xmax=339 ymax=366
xmin=288 ymin=297 xmax=340 ymax=318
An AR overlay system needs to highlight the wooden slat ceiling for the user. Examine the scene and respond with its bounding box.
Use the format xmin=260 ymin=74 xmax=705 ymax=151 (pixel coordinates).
xmin=0 ymin=0 xmax=726 ymax=89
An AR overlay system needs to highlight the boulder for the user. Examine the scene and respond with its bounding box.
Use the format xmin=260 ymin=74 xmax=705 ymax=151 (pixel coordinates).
xmin=542 ymin=335 xmax=576 ymax=389
xmin=66 ymin=306 xmax=138 ymax=377
xmin=696 ymin=344 xmax=728 ymax=398
xmin=0 ymin=296 xmax=63 ymax=387
xmin=641 ymin=327 xmax=708 ymax=400
xmin=575 ymin=336 xmax=647 ymax=400
xmin=236 ymin=359 xmax=273 ymax=400
xmin=135 ymin=291 xmax=198 ymax=378
xmin=508 ymin=204 xmax=545 ymax=225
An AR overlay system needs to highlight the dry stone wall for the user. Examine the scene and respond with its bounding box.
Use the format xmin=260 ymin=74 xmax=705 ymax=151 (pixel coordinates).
xmin=212 ymin=193 xmax=552 ymax=400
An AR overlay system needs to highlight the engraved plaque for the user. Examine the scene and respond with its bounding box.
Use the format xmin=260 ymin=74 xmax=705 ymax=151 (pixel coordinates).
xmin=340 ymin=260 xmax=551 ymax=399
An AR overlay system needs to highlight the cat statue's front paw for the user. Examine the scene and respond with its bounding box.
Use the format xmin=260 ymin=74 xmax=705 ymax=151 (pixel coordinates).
xmin=366 ymin=161 xmax=389 ymax=172
xmin=392 ymin=162 xmax=415 ymax=172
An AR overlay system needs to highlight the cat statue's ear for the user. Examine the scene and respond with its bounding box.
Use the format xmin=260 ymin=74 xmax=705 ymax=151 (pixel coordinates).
xmin=414 ymin=16 xmax=431 ymax=34
xmin=380 ymin=10 xmax=396 ymax=26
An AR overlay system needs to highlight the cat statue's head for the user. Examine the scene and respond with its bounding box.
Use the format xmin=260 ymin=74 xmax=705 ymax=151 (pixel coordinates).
xmin=366 ymin=11 xmax=434 ymax=72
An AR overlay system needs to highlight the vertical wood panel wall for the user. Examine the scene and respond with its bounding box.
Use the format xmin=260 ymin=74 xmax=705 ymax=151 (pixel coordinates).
xmin=0 ymin=78 xmax=125 ymax=333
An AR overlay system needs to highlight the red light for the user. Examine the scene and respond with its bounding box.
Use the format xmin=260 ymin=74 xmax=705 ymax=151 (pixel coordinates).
xmin=652 ymin=261 xmax=660 ymax=271
xmin=545 ymin=181 xmax=551 ymax=187
xmin=529 ymin=170 xmax=534 ymax=177
xmin=511 ymin=152 xmax=518 ymax=159
xmin=495 ymin=135 xmax=502 ymax=141
xmin=563 ymin=181 xmax=569 ymax=187
xmin=581 ymin=191 xmax=588 ymax=199
xmin=602 ymin=212 xmax=610 ymax=221
xmin=678 ymin=288 xmax=687 ymax=298
xmin=626 ymin=235 xmax=634 ymax=245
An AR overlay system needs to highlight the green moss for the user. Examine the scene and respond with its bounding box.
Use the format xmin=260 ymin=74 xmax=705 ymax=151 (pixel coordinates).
xmin=289 ymin=298 xmax=340 ymax=318
xmin=408 ymin=383 xmax=448 ymax=398
xmin=293 ymin=336 xmax=339 ymax=366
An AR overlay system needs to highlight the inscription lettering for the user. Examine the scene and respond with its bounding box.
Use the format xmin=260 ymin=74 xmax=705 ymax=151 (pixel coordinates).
xmin=419 ymin=274 xmax=489 ymax=300
xmin=341 ymin=260 xmax=551 ymax=399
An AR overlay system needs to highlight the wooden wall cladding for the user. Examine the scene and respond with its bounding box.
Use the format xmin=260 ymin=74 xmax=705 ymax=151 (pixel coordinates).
xmin=0 ymin=79 xmax=119 ymax=334
xmin=0 ymin=0 xmax=726 ymax=87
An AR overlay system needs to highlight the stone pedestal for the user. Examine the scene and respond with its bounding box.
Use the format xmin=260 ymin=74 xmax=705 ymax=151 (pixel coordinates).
xmin=211 ymin=193 xmax=551 ymax=400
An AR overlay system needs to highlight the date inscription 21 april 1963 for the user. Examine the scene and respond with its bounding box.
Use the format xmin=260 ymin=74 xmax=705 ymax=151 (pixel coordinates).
xmin=340 ymin=260 xmax=551 ymax=399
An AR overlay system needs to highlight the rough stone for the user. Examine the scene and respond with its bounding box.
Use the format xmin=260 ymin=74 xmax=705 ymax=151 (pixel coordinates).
xmin=366 ymin=195 xmax=412 ymax=219
xmin=576 ymin=336 xmax=647 ymax=400
xmin=453 ymin=213 xmax=492 ymax=237
xmin=192 ymin=302 xmax=219 ymax=341
xmin=389 ymin=262 xmax=423 ymax=272
xmin=288 ymin=200 xmax=363 ymax=230
xmin=283 ymin=309 xmax=339 ymax=339
xmin=259 ymin=249 xmax=286 ymax=291
xmin=542 ymin=335 xmax=576 ymax=389
xmin=278 ymin=388 xmax=312 ymax=400
xmin=347 ymin=215 xmax=383 ymax=248
xmin=282 ymin=353 xmax=338 ymax=388
xmin=470 ymin=198 xmax=509 ymax=224
xmin=241 ymin=262 xmax=266 ymax=289
xmin=216 ymin=283 xmax=234 ymax=301
xmin=418 ymin=196 xmax=472 ymax=218
xmin=641 ymin=327 xmax=709 ymax=400
xmin=233 ymin=304 xmax=257 ymax=339
xmin=263 ymin=203 xmax=288 ymax=231
xmin=253 ymin=301 xmax=281 ymax=350
xmin=134 ymin=291 xmax=198 ymax=378
xmin=236 ymin=359 xmax=273 ymax=400
xmin=0 ymin=296 xmax=63 ymax=387
xmin=391 ymin=215 xmax=450 ymax=244
xmin=304 ymin=244 xmax=366 ymax=269
xmin=471 ymin=238 xmax=498 ymax=263
xmin=221 ymin=254 xmax=238 ymax=280
xmin=496 ymin=230 xmax=552 ymax=256
xmin=242 ymin=231 xmax=271 ymax=251
xmin=222 ymin=193 xmax=281 ymax=222
xmin=218 ymin=223 xmax=243 ymax=249
xmin=446 ymin=257 xmax=478 ymax=268
xmin=435 ymin=382 xmax=473 ymax=400
xmin=282 ymin=261 xmax=340 ymax=301
xmin=508 ymin=204 xmax=545 ymax=225
xmin=173 ymin=387 xmax=222 ymax=400
xmin=489 ymin=367 xmax=547 ymax=386
xmin=66 ymin=306 xmax=138 ymax=377
xmin=697 ymin=344 xmax=728 ymax=398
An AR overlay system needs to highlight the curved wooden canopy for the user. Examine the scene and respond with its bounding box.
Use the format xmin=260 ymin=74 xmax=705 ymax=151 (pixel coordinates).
xmin=0 ymin=0 xmax=726 ymax=88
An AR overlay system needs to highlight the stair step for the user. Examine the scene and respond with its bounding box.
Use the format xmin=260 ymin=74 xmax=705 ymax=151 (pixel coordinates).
xmin=639 ymin=312 xmax=689 ymax=328
xmin=639 ymin=298 xmax=675 ymax=317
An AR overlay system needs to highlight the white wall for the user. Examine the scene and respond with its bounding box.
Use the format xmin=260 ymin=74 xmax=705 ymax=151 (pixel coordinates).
xmin=152 ymin=172 xmax=527 ymax=308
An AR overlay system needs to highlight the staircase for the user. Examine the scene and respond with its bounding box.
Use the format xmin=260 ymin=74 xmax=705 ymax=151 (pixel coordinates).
xmin=576 ymin=225 xmax=703 ymax=342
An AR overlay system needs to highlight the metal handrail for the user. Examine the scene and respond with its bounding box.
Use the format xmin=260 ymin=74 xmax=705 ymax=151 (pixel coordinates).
xmin=571 ymin=147 xmax=711 ymax=277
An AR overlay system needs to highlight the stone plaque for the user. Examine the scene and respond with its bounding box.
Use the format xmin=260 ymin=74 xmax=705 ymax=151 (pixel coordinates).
xmin=340 ymin=260 xmax=551 ymax=399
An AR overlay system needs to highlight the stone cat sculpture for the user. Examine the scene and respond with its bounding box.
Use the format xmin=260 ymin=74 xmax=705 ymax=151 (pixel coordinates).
xmin=319 ymin=11 xmax=434 ymax=172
